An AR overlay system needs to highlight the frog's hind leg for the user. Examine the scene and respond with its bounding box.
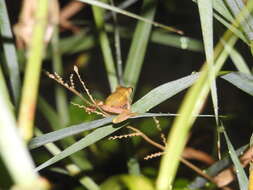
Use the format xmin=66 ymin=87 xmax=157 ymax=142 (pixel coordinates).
xmin=112 ymin=110 xmax=136 ymax=124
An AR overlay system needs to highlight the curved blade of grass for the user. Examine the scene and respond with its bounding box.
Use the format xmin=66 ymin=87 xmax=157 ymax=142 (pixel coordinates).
xmin=35 ymin=109 xmax=213 ymax=171
xmin=38 ymin=96 xmax=61 ymax=129
xmin=110 ymin=0 xmax=123 ymax=85
xmin=214 ymin=13 xmax=247 ymax=44
xmin=30 ymin=111 xmax=214 ymax=150
xmin=36 ymin=129 xmax=95 ymax=189
xmin=189 ymin=144 xmax=248 ymax=189
xmin=38 ymin=97 xmax=93 ymax=170
xmin=0 ymin=0 xmax=21 ymax=105
xmin=156 ymin=30 xmax=237 ymax=190
xmin=105 ymin=0 xmax=138 ymax=21
xmin=35 ymin=124 xmax=119 ymax=171
xmin=0 ymin=64 xmax=13 ymax=112
xmin=225 ymin=0 xmax=253 ymax=41
xmin=222 ymin=125 xmax=248 ymax=190
xmin=197 ymin=0 xmax=219 ymax=125
xmin=0 ymin=65 xmax=39 ymax=186
xmin=229 ymin=47 xmax=251 ymax=74
xmin=213 ymin=0 xmax=234 ymax=22
xmin=193 ymin=0 xmax=234 ymax=23
xmin=123 ymin=0 xmax=156 ymax=88
xmin=29 ymin=117 xmax=113 ymax=149
xmin=195 ymin=0 xmax=252 ymax=44
xmin=132 ymin=73 xmax=199 ymax=113
xmin=92 ymin=2 xmax=118 ymax=91
xmin=51 ymin=28 xmax=69 ymax=126
xmin=221 ymin=72 xmax=253 ymax=96
xmin=80 ymin=177 xmax=100 ymax=190
xmin=77 ymin=0 xmax=182 ymax=34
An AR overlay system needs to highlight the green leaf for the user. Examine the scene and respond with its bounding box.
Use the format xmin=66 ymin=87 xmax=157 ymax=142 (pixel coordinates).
xmin=0 ymin=65 xmax=38 ymax=186
xmin=197 ymin=0 xmax=219 ymax=124
xmin=92 ymin=1 xmax=118 ymax=91
xmin=123 ymin=0 xmax=157 ymax=88
xmin=156 ymin=31 xmax=237 ymax=189
xmin=35 ymin=124 xmax=119 ymax=171
xmin=132 ymin=73 xmax=199 ymax=113
xmin=225 ymin=0 xmax=253 ymax=41
xmin=222 ymin=125 xmax=248 ymax=190
xmin=0 ymin=0 xmax=21 ymax=105
xmin=30 ymin=112 xmax=215 ymax=151
xmin=214 ymin=13 xmax=247 ymax=43
xmin=57 ymin=31 xmax=95 ymax=55
xmin=29 ymin=117 xmax=113 ymax=149
xmin=189 ymin=144 xmax=248 ymax=189
xmin=100 ymin=175 xmax=154 ymax=190
xmin=150 ymin=31 xmax=203 ymax=52
xmin=228 ymin=47 xmax=251 ymax=75
xmin=212 ymin=0 xmax=234 ymax=22
xmin=77 ymin=0 xmax=181 ymax=33
xmin=221 ymin=72 xmax=253 ymax=96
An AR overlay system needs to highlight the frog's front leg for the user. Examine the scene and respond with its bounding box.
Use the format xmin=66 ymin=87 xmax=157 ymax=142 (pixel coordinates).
xmin=112 ymin=110 xmax=136 ymax=124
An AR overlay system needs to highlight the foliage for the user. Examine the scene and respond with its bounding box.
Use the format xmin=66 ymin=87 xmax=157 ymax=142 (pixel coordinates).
xmin=0 ymin=0 xmax=253 ymax=189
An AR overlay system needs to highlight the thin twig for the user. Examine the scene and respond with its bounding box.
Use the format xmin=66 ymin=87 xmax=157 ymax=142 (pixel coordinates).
xmin=46 ymin=71 xmax=92 ymax=106
xmin=73 ymin=66 xmax=108 ymax=115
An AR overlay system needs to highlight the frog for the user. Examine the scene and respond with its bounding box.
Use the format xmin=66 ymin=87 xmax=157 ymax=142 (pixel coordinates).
xmin=97 ymin=86 xmax=136 ymax=123
xmin=47 ymin=68 xmax=136 ymax=123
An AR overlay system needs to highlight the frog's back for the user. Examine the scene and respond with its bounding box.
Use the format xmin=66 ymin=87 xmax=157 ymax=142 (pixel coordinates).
xmin=104 ymin=90 xmax=127 ymax=107
xmin=105 ymin=86 xmax=133 ymax=107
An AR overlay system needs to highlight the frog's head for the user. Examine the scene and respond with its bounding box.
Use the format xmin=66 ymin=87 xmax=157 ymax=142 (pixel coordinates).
xmin=116 ymin=86 xmax=133 ymax=97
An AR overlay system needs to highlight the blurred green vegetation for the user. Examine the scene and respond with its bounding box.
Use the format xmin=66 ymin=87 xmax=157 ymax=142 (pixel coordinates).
xmin=1 ymin=0 xmax=253 ymax=189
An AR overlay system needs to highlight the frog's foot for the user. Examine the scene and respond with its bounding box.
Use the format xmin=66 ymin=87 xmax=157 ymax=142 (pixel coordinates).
xmin=112 ymin=110 xmax=137 ymax=124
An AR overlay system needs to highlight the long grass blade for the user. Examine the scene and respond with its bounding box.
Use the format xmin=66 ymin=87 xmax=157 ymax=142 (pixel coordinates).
xmin=38 ymin=97 xmax=93 ymax=170
xmin=0 ymin=0 xmax=21 ymax=105
xmin=18 ymin=0 xmax=50 ymax=141
xmin=229 ymin=47 xmax=251 ymax=74
xmin=123 ymin=0 xmax=157 ymax=88
xmin=92 ymin=2 xmax=118 ymax=91
xmin=0 ymin=65 xmax=39 ymax=187
xmin=214 ymin=13 xmax=247 ymax=43
xmin=156 ymin=30 xmax=237 ymax=190
xmin=109 ymin=0 xmax=123 ymax=84
xmin=51 ymin=27 xmax=70 ymax=126
xmin=222 ymin=125 xmax=248 ymax=190
xmin=221 ymin=72 xmax=253 ymax=96
xmin=189 ymin=144 xmax=248 ymax=189
xmin=35 ymin=124 xmax=120 ymax=171
xmin=197 ymin=0 xmax=219 ymax=125
xmin=77 ymin=0 xmax=182 ymax=34
xmin=29 ymin=117 xmax=113 ymax=149
xmin=225 ymin=0 xmax=253 ymax=41
xmin=132 ymin=73 xmax=199 ymax=113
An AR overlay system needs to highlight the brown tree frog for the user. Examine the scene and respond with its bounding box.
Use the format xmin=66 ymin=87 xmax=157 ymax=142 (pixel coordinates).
xmin=97 ymin=86 xmax=136 ymax=123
